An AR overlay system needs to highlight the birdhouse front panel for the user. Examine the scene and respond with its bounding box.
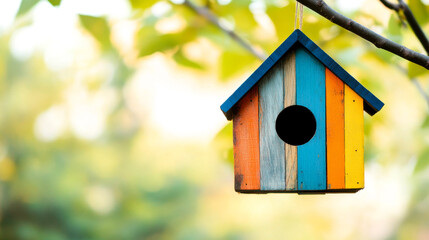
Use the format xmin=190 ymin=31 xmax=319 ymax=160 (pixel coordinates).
xmin=232 ymin=47 xmax=364 ymax=193
xmin=223 ymin=30 xmax=383 ymax=194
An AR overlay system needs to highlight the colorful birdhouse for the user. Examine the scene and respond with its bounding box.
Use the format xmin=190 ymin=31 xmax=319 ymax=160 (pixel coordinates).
xmin=220 ymin=30 xmax=384 ymax=194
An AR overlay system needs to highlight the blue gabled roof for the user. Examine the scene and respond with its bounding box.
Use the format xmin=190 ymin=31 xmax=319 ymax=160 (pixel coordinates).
xmin=221 ymin=29 xmax=384 ymax=120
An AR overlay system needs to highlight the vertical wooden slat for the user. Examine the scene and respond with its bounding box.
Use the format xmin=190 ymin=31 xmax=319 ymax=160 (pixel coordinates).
xmin=326 ymin=69 xmax=345 ymax=190
xmin=296 ymin=47 xmax=327 ymax=191
xmin=259 ymin=60 xmax=286 ymax=191
xmin=233 ymin=86 xmax=260 ymax=191
xmin=284 ymin=51 xmax=297 ymax=190
xmin=345 ymin=85 xmax=364 ymax=189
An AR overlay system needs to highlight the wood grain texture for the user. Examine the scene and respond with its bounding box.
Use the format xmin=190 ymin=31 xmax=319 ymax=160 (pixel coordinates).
xmin=296 ymin=47 xmax=327 ymax=191
xmin=259 ymin=60 xmax=286 ymax=191
xmin=221 ymin=29 xmax=383 ymax=120
xmin=345 ymin=85 xmax=364 ymax=189
xmin=326 ymin=69 xmax=345 ymax=190
xmin=233 ymin=86 xmax=260 ymax=191
xmin=284 ymin=51 xmax=298 ymax=190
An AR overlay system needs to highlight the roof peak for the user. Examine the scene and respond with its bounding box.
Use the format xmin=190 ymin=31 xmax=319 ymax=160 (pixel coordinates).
xmin=221 ymin=30 xmax=384 ymax=120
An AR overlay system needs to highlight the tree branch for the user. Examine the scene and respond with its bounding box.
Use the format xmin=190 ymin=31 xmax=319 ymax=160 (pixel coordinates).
xmin=181 ymin=0 xmax=267 ymax=61
xmin=181 ymin=0 xmax=429 ymax=110
xmin=296 ymin=0 xmax=429 ymax=69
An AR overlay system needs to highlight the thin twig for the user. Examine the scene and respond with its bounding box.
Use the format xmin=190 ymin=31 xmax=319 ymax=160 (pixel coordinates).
xmin=380 ymin=0 xmax=429 ymax=109
xmin=381 ymin=0 xmax=429 ymax=54
xmin=379 ymin=0 xmax=407 ymax=27
xmin=296 ymin=0 xmax=429 ymax=69
xmin=397 ymin=0 xmax=429 ymax=54
xmin=181 ymin=0 xmax=267 ymax=60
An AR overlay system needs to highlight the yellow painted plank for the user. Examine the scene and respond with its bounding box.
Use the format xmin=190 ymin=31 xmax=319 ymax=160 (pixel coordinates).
xmin=345 ymin=85 xmax=364 ymax=189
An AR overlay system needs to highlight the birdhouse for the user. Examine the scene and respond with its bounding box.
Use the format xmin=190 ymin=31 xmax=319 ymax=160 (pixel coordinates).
xmin=220 ymin=30 xmax=384 ymax=194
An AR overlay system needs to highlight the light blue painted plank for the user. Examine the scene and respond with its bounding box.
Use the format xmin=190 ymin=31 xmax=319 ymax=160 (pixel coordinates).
xmin=259 ymin=60 xmax=286 ymax=191
xmin=296 ymin=47 xmax=327 ymax=191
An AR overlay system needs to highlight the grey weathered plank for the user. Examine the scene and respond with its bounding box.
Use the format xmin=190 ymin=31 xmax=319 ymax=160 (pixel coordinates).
xmin=259 ymin=60 xmax=286 ymax=191
xmin=284 ymin=51 xmax=298 ymax=190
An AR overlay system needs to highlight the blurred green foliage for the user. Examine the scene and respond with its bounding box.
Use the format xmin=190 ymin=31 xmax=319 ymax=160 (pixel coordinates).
xmin=1 ymin=0 xmax=429 ymax=239
xmin=16 ymin=0 xmax=40 ymax=17
xmin=79 ymin=15 xmax=113 ymax=51
xmin=47 ymin=0 xmax=61 ymax=7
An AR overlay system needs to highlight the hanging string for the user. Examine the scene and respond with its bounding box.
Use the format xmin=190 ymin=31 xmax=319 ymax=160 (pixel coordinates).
xmin=294 ymin=2 xmax=304 ymax=30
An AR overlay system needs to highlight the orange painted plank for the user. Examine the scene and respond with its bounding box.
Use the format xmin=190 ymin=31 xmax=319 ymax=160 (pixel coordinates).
xmin=233 ymin=86 xmax=260 ymax=191
xmin=325 ymin=69 xmax=345 ymax=189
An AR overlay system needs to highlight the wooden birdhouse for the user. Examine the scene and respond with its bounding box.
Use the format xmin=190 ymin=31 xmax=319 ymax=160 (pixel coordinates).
xmin=220 ymin=30 xmax=384 ymax=194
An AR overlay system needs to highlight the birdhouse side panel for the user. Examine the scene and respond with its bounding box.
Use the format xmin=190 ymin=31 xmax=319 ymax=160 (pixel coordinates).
xmin=296 ymin=47 xmax=327 ymax=191
xmin=233 ymin=86 xmax=260 ymax=192
xmin=259 ymin=59 xmax=286 ymax=191
xmin=345 ymin=85 xmax=364 ymax=189
xmin=284 ymin=51 xmax=298 ymax=191
xmin=326 ymin=69 xmax=345 ymax=190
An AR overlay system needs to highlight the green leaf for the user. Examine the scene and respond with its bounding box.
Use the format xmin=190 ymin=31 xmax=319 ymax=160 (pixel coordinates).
xmin=212 ymin=2 xmax=257 ymax=32
xmin=137 ymin=27 xmax=197 ymax=57
xmin=47 ymin=0 xmax=61 ymax=6
xmin=414 ymin=149 xmax=429 ymax=173
xmin=387 ymin=15 xmax=403 ymax=43
xmin=173 ymin=49 xmax=205 ymax=70
xmin=78 ymin=15 xmax=112 ymax=50
xmin=233 ymin=8 xmax=257 ymax=32
xmin=138 ymin=33 xmax=179 ymax=57
xmin=211 ymin=122 xmax=233 ymax=166
xmin=408 ymin=0 xmax=428 ymax=25
xmin=129 ymin=0 xmax=158 ymax=10
xmin=408 ymin=61 xmax=428 ymax=78
xmin=16 ymin=0 xmax=39 ymax=17
xmin=266 ymin=5 xmax=295 ymax=40
xmin=219 ymin=49 xmax=258 ymax=81
xmin=422 ymin=115 xmax=429 ymax=128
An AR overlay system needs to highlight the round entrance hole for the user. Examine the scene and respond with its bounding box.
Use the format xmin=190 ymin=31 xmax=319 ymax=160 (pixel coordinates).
xmin=275 ymin=105 xmax=316 ymax=146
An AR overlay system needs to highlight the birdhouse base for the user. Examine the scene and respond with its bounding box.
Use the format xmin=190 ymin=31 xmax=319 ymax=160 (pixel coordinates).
xmin=236 ymin=188 xmax=363 ymax=194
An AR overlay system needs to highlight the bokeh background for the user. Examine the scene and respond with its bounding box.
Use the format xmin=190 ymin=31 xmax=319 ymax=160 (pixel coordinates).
xmin=1 ymin=0 xmax=429 ymax=239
